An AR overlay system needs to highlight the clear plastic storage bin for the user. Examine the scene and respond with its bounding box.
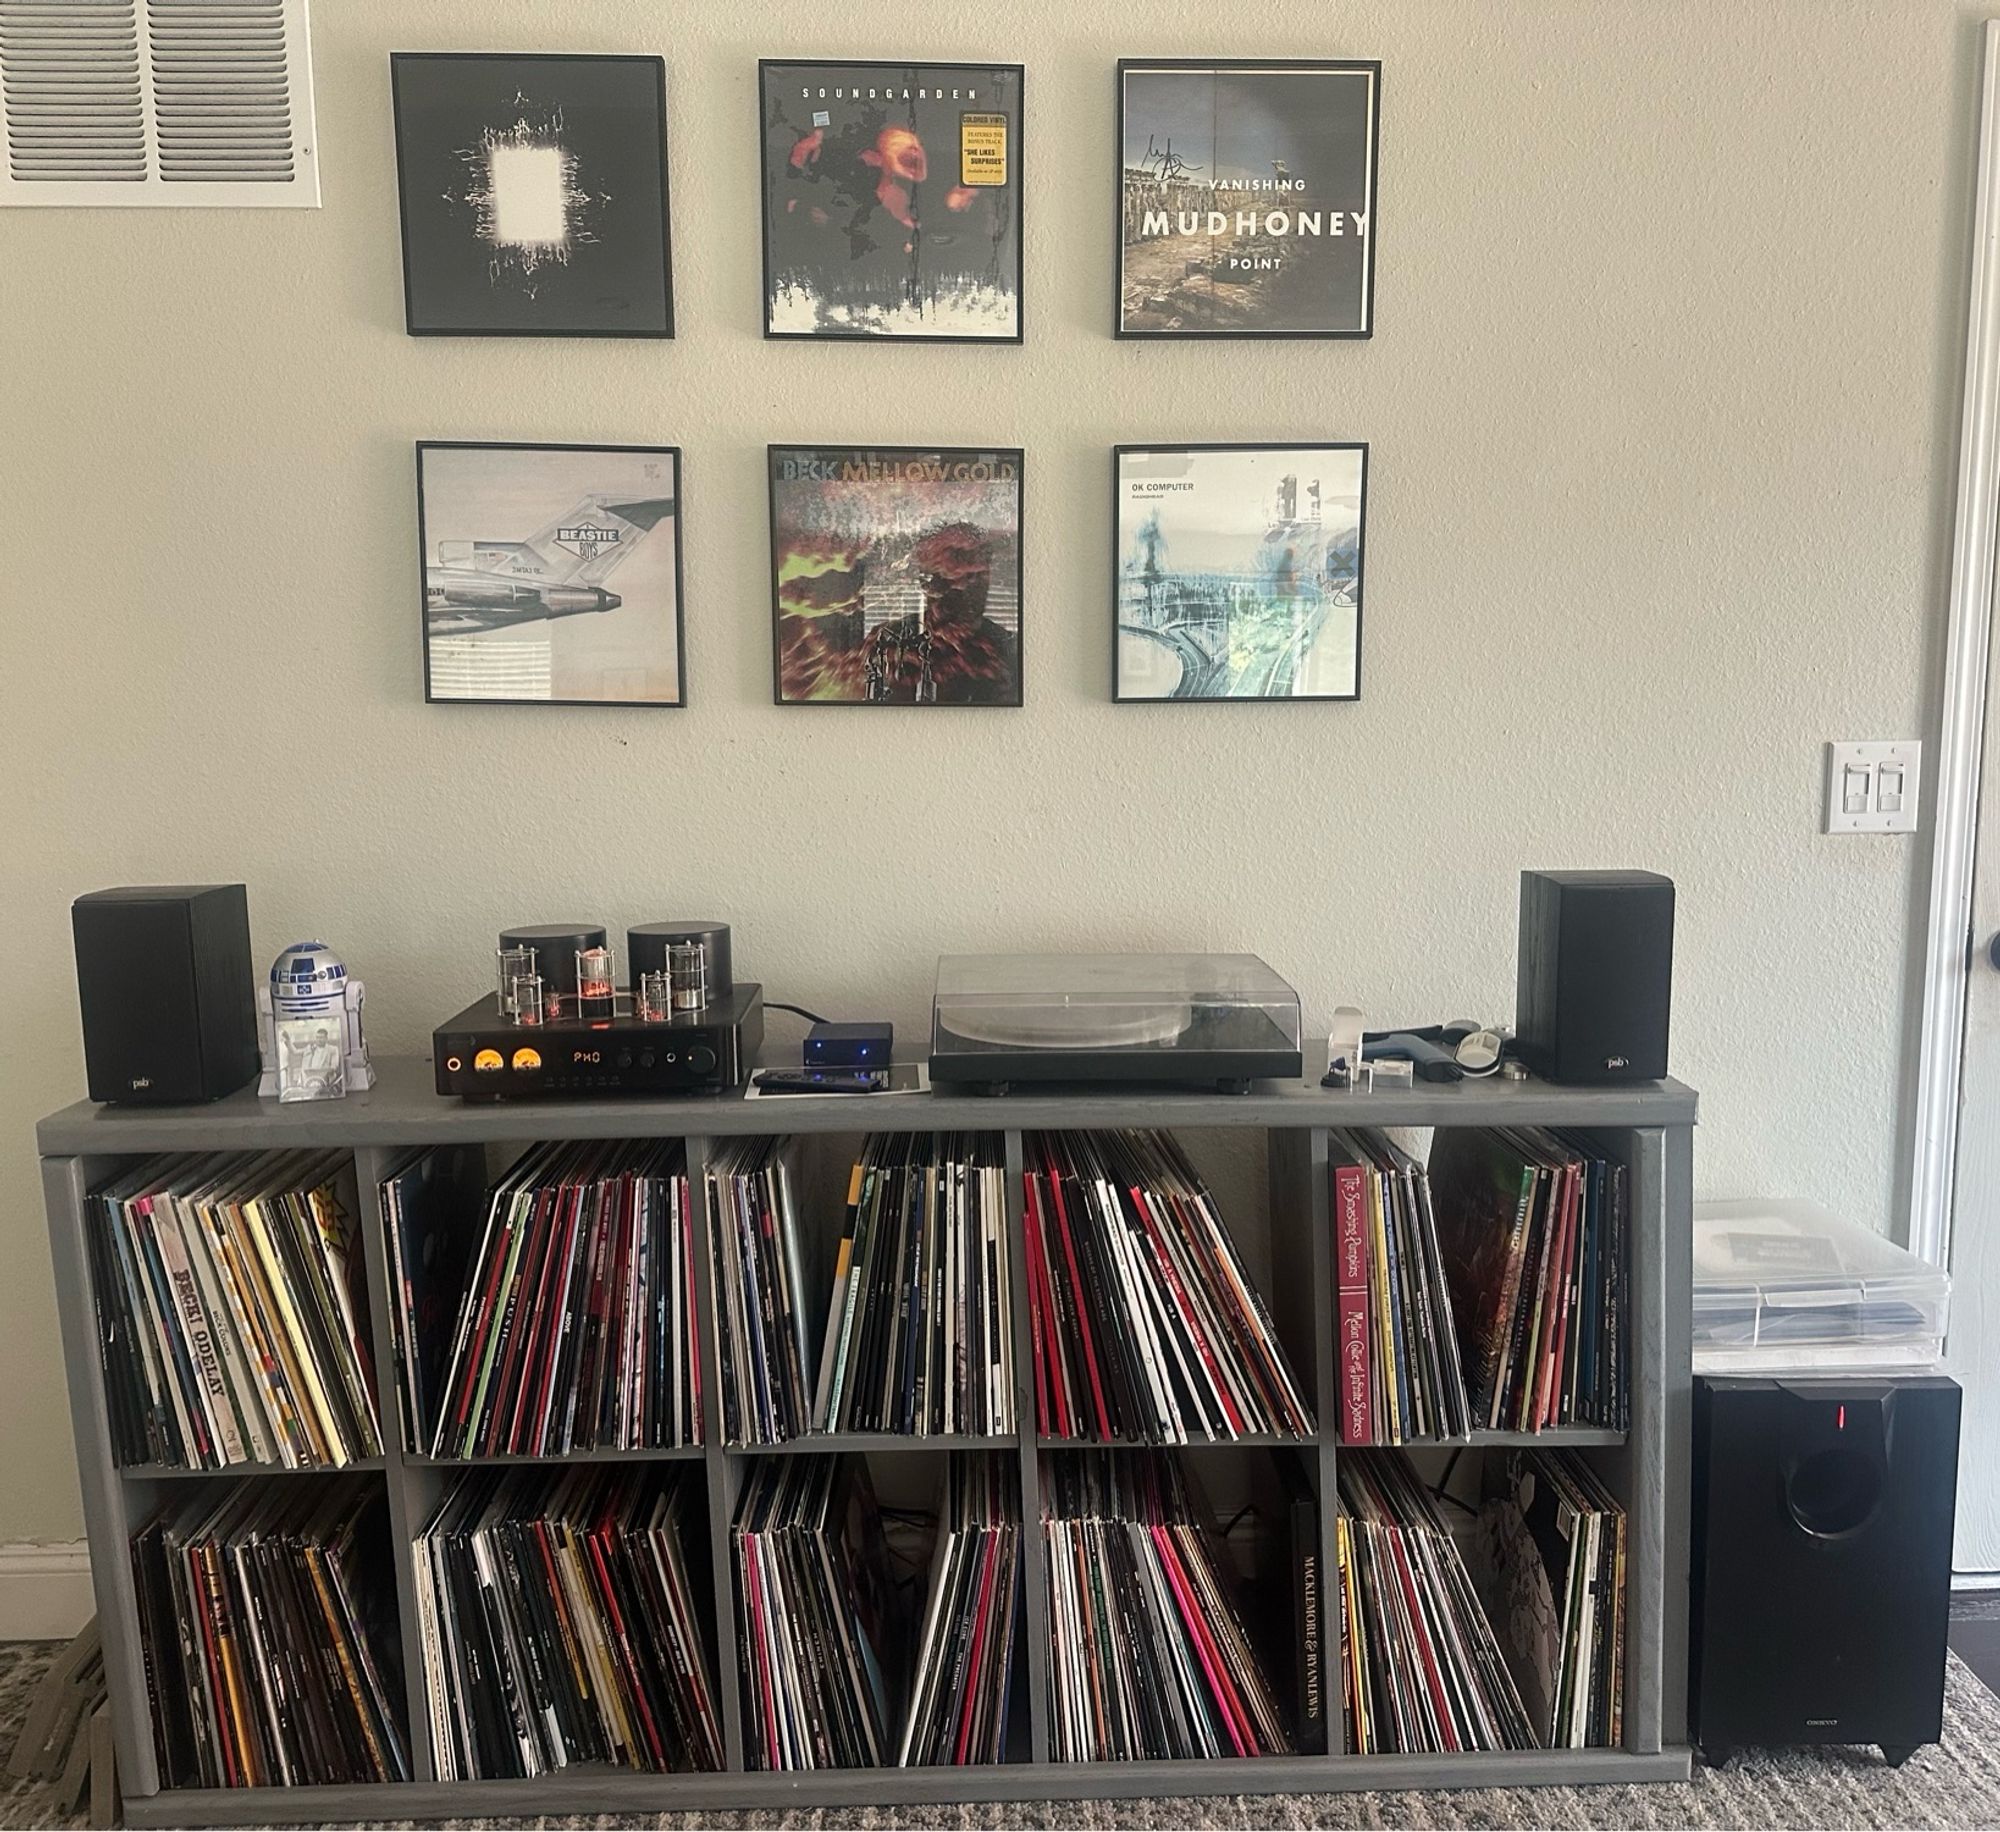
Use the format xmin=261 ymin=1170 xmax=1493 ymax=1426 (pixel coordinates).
xmin=1692 ymin=1197 xmax=1949 ymax=1374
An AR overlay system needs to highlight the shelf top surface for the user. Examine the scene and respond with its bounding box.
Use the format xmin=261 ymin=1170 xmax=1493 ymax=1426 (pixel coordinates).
xmin=38 ymin=1055 xmax=1698 ymax=1154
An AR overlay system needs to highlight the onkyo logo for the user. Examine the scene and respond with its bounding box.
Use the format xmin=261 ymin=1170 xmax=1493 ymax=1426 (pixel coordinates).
xmin=1806 ymin=1717 xmax=1839 ymax=1728
xmin=1604 ymin=1055 xmax=1629 ymax=1070
xmin=129 ymin=1075 xmax=152 ymax=1090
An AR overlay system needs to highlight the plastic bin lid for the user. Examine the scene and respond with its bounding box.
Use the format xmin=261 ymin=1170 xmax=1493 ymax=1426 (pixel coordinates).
xmin=1692 ymin=1197 xmax=1948 ymax=1353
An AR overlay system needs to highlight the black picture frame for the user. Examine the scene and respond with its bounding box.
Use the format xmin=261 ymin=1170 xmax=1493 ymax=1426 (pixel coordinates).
xmin=1111 ymin=441 xmax=1367 ymax=704
xmin=1114 ymin=58 xmax=1380 ymax=340
xmin=767 ymin=444 xmax=1026 ymax=706
xmin=416 ymin=441 xmax=688 ymax=708
xmin=390 ymin=52 xmax=674 ymax=339
xmin=757 ymin=59 xmax=1026 ymax=344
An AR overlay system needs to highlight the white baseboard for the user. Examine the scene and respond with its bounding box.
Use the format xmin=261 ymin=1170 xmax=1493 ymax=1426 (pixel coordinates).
xmin=0 ymin=1542 xmax=93 ymax=1641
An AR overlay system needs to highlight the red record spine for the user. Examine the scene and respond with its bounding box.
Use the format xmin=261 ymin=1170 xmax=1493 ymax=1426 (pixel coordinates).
xmin=1045 ymin=1155 xmax=1113 ymax=1441
xmin=1333 ymin=1162 xmax=1373 ymax=1445
xmin=1022 ymin=1174 xmax=1061 ymax=1437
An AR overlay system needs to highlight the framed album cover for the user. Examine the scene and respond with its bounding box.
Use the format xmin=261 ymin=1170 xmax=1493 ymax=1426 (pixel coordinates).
xmin=1113 ymin=443 xmax=1365 ymax=703
xmin=391 ymin=53 xmax=673 ymax=337
xmin=417 ymin=442 xmax=685 ymax=707
xmin=768 ymin=445 xmax=1023 ymax=705
xmin=1116 ymin=59 xmax=1379 ymax=338
xmin=759 ymin=60 xmax=1024 ymax=341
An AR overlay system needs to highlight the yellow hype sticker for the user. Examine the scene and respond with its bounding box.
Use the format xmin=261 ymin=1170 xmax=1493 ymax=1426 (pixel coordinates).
xmin=961 ymin=113 xmax=1008 ymax=187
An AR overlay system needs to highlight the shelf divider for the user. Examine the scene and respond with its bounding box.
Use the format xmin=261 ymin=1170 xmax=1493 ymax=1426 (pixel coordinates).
xmin=685 ymin=1134 xmax=747 ymax=1773
xmin=1005 ymin=1128 xmax=1053 ymax=1764
xmin=355 ymin=1142 xmax=439 ymax=1783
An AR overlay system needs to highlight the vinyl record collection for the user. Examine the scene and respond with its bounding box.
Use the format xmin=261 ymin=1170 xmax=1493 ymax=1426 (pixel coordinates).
xmin=86 ymin=1152 xmax=381 ymax=1470
xmin=1042 ymin=1450 xmax=1291 ymax=1762
xmin=427 ymin=1141 xmax=702 ymax=1458
xmin=898 ymin=1456 xmax=1021 ymax=1766
xmin=707 ymin=1137 xmax=815 ymax=1445
xmin=1332 ymin=1452 xmax=1535 ymax=1755
xmin=1474 ymin=1449 xmax=1627 ymax=1748
xmin=378 ymin=1146 xmax=481 ymax=1455
xmin=132 ymin=1480 xmax=409 ymax=1788
xmin=1428 ymin=1129 xmax=1629 ymax=1433
xmin=813 ymin=1133 xmax=1015 ymax=1437
xmin=413 ymin=1464 xmax=722 ymax=1779
xmin=1023 ymin=1131 xmax=1313 ymax=1443
xmin=733 ymin=1456 xmax=901 ymax=1771
xmin=1330 ymin=1129 xmax=1471 ymax=1445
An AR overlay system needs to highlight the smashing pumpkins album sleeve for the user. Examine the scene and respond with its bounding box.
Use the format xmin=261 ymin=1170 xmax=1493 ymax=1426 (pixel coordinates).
xmin=1117 ymin=60 xmax=1378 ymax=338
xmin=759 ymin=61 xmax=1024 ymax=341
xmin=769 ymin=447 xmax=1024 ymax=705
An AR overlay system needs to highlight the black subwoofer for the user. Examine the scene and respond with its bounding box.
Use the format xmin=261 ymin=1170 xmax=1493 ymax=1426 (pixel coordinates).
xmin=1691 ymin=1374 xmax=1959 ymax=1767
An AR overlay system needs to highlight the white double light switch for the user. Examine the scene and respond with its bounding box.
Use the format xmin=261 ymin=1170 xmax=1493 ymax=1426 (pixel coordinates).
xmin=1824 ymin=740 xmax=1921 ymax=834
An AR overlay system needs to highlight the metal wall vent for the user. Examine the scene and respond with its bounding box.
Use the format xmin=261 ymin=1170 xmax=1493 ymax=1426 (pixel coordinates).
xmin=0 ymin=0 xmax=317 ymax=204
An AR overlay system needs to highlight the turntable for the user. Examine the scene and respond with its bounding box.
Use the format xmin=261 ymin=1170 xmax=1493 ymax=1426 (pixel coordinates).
xmin=928 ymin=952 xmax=1303 ymax=1093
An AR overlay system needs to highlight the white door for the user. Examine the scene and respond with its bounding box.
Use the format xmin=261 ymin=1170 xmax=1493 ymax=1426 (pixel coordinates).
xmin=1951 ymin=636 xmax=2000 ymax=1572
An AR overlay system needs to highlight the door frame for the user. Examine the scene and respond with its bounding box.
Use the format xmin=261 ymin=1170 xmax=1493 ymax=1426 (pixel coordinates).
xmin=1911 ymin=18 xmax=2000 ymax=1271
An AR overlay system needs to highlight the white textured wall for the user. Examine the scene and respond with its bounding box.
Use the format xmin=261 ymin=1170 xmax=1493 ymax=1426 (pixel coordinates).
xmin=0 ymin=0 xmax=1976 ymax=1542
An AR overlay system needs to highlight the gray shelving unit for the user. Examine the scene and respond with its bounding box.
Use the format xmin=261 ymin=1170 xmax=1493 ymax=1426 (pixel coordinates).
xmin=37 ymin=1060 xmax=1696 ymax=1823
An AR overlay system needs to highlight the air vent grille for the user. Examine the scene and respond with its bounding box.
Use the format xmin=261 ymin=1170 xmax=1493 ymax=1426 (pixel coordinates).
xmin=148 ymin=0 xmax=291 ymax=182
xmin=0 ymin=0 xmax=315 ymax=203
xmin=0 ymin=0 xmax=146 ymax=183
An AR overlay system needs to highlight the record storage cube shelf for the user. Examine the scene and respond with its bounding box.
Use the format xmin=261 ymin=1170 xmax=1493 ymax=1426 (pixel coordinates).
xmin=37 ymin=1062 xmax=1696 ymax=1822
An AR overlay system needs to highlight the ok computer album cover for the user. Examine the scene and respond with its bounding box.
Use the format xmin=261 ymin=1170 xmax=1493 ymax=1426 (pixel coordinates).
xmin=417 ymin=442 xmax=684 ymax=707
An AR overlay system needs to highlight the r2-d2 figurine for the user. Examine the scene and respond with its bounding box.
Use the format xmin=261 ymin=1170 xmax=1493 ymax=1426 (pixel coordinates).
xmin=258 ymin=941 xmax=375 ymax=1101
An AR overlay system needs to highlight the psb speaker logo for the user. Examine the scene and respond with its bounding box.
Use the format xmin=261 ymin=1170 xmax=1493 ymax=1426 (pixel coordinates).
xmin=129 ymin=1076 xmax=152 ymax=1090
xmin=1604 ymin=1055 xmax=1630 ymax=1071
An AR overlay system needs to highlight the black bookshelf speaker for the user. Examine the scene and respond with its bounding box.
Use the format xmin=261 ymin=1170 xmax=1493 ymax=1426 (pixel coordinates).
xmin=1691 ymin=1374 xmax=1960 ymax=1767
xmin=1514 ymin=869 xmax=1673 ymax=1083
xmin=72 ymin=885 xmax=259 ymax=1104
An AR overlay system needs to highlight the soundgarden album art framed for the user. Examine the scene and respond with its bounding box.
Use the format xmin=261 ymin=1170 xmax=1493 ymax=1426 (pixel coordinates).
xmin=769 ymin=446 xmax=1024 ymax=705
xmin=759 ymin=60 xmax=1024 ymax=341
xmin=391 ymin=53 xmax=673 ymax=338
xmin=1113 ymin=443 xmax=1366 ymax=703
xmin=1116 ymin=59 xmax=1379 ymax=338
xmin=417 ymin=442 xmax=685 ymax=707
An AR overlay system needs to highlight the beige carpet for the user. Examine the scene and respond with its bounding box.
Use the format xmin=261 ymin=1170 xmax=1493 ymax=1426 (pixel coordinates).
xmin=6 ymin=1640 xmax=2000 ymax=1829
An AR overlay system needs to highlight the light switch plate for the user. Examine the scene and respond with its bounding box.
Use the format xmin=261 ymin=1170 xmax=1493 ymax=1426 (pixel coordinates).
xmin=1824 ymin=739 xmax=1922 ymax=833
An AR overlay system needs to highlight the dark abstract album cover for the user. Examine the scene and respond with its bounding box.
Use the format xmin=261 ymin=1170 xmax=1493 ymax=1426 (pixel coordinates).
xmin=759 ymin=62 xmax=1023 ymax=340
xmin=1118 ymin=62 xmax=1377 ymax=337
xmin=769 ymin=448 xmax=1023 ymax=704
xmin=392 ymin=54 xmax=672 ymax=337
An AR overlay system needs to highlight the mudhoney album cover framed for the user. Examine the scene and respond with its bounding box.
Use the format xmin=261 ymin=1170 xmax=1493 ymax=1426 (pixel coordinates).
xmin=417 ymin=442 xmax=686 ymax=708
xmin=758 ymin=60 xmax=1024 ymax=342
xmin=1112 ymin=442 xmax=1366 ymax=703
xmin=768 ymin=445 xmax=1024 ymax=706
xmin=391 ymin=53 xmax=674 ymax=338
xmin=1115 ymin=59 xmax=1379 ymax=339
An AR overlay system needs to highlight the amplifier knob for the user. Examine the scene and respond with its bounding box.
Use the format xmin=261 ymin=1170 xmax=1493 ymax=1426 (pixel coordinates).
xmin=688 ymin=1045 xmax=717 ymax=1075
xmin=615 ymin=1049 xmax=634 ymax=1070
xmin=639 ymin=1050 xmax=657 ymax=1070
